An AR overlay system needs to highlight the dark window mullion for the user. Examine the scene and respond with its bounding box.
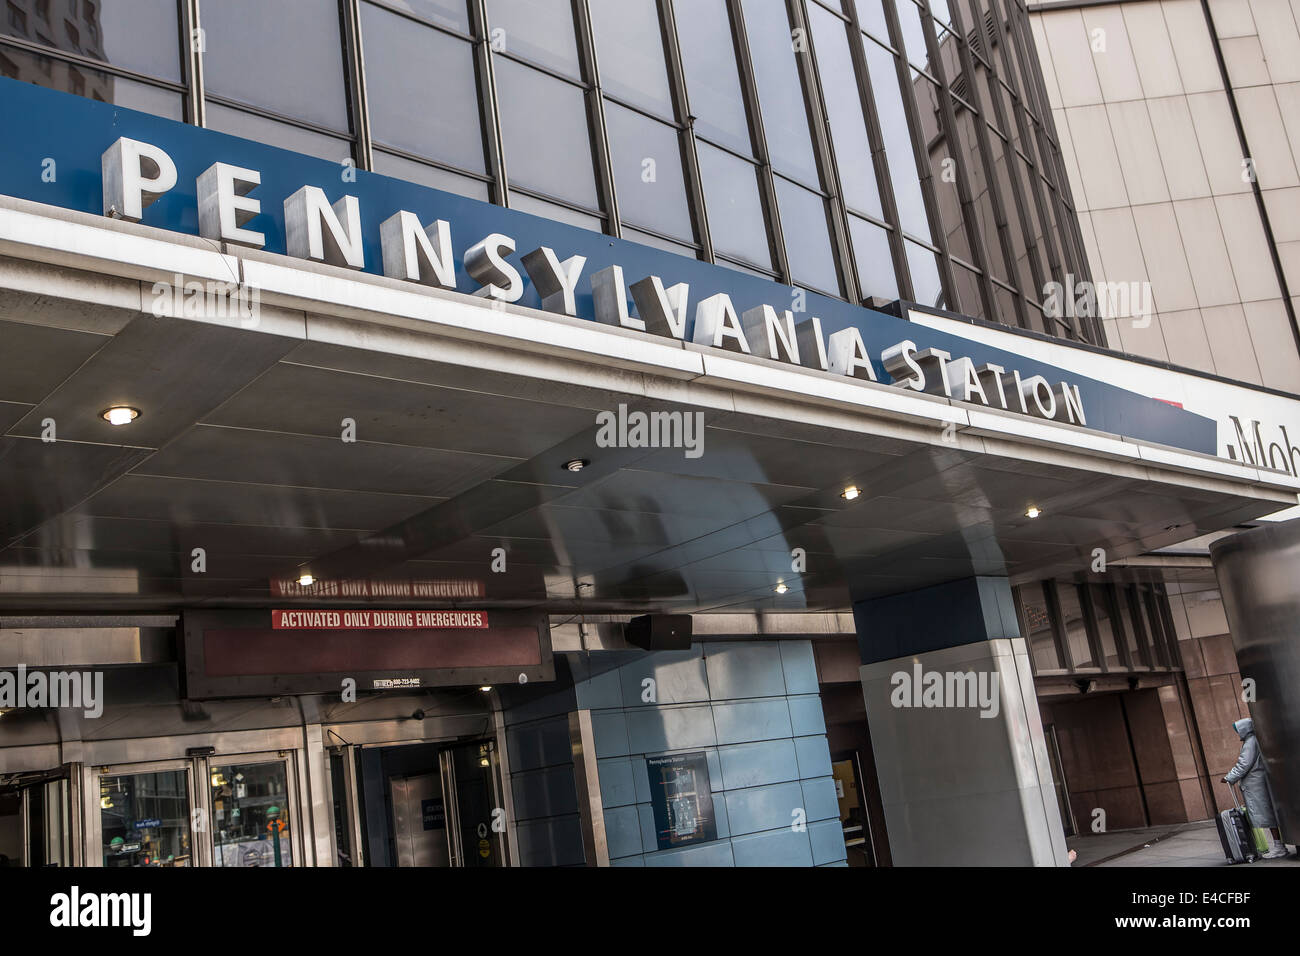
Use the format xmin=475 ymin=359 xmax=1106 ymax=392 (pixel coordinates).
xmin=181 ymin=0 xmax=203 ymax=126
xmin=880 ymin=0 xmax=957 ymax=309
xmin=1124 ymin=585 xmax=1155 ymax=669
xmin=661 ymin=0 xmax=713 ymax=260
xmin=1043 ymin=579 xmax=1075 ymax=672
xmin=978 ymin=0 xmax=1050 ymax=334
xmin=726 ymin=0 xmax=792 ymax=283
xmin=916 ymin=0 xmax=995 ymax=322
xmin=1000 ymin=4 xmax=1071 ymax=331
xmin=943 ymin=0 xmax=1028 ymax=329
xmin=470 ymin=0 xmax=510 ymax=206
xmin=573 ymin=0 xmax=620 ymax=236
xmin=789 ymin=0 xmax=856 ymax=301
xmin=1077 ymin=580 xmax=1109 ymax=673
xmin=1103 ymin=584 xmax=1136 ymax=671
xmin=843 ymin=0 xmax=913 ymax=300
xmin=341 ymin=0 xmax=372 ymax=171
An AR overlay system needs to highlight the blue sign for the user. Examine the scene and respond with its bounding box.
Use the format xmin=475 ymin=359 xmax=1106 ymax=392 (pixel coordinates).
xmin=0 ymin=77 xmax=1216 ymax=455
xmin=132 ymin=818 xmax=162 ymax=830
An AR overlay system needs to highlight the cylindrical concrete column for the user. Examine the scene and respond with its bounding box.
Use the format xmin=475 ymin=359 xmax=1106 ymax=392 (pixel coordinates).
xmin=1210 ymin=518 xmax=1300 ymax=841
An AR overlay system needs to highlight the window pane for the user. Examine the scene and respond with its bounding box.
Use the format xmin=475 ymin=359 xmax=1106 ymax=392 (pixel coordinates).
xmin=375 ymin=0 xmax=469 ymax=33
xmin=1090 ymin=584 xmax=1121 ymax=669
xmin=739 ymin=0 xmax=819 ymax=184
xmin=849 ymin=215 xmax=898 ymax=300
xmin=624 ymin=225 xmax=697 ymax=258
xmin=808 ymin=6 xmax=881 ymax=218
xmin=509 ymin=191 xmax=604 ymax=232
xmin=0 ymin=44 xmax=183 ymax=117
xmin=775 ymin=177 xmax=838 ymax=294
xmin=1017 ymin=583 xmax=1061 ymax=672
xmin=203 ymin=0 xmax=349 ymax=131
xmin=862 ymin=38 xmax=930 ymax=240
xmin=361 ymin=1 xmax=484 ymax=173
xmin=905 ymin=239 xmax=943 ymax=306
xmin=698 ymin=142 xmax=772 ymax=268
xmin=589 ymin=0 xmax=673 ymax=118
xmin=212 ymin=762 xmax=293 ymax=867
xmin=676 ymin=0 xmax=753 ymax=155
xmin=1057 ymin=583 xmax=1096 ymax=669
xmin=373 ymin=149 xmax=490 ymax=201
xmin=605 ymin=101 xmax=692 ymax=241
xmin=486 ymin=0 xmax=580 ymax=78
xmin=207 ymin=103 xmax=354 ymax=163
xmin=892 ymin=0 xmax=933 ymax=74
xmin=952 ymin=260 xmax=984 ymax=317
xmin=100 ymin=770 xmax=191 ymax=867
xmin=858 ymin=0 xmax=890 ymax=42
xmin=1117 ymin=585 xmax=1147 ymax=668
xmin=495 ymin=58 xmax=598 ymax=208
xmin=2 ymin=0 xmax=182 ymax=81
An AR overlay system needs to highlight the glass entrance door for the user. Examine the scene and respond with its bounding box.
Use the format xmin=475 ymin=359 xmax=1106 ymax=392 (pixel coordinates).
xmin=207 ymin=753 xmax=299 ymax=867
xmin=356 ymin=737 xmax=508 ymax=867
xmin=441 ymin=739 xmax=506 ymax=868
xmin=96 ymin=761 xmax=194 ymax=867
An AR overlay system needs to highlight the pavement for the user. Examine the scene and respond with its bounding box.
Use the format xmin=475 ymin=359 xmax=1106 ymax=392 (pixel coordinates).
xmin=1068 ymin=819 xmax=1300 ymax=867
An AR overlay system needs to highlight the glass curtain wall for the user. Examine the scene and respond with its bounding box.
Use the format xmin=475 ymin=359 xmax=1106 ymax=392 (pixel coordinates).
xmin=0 ymin=0 xmax=1100 ymax=344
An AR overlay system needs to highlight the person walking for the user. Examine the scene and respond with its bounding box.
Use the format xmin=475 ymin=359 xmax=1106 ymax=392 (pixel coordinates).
xmin=1223 ymin=717 xmax=1289 ymax=860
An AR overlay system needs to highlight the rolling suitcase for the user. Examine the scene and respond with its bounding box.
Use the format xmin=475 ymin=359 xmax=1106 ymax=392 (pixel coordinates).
xmin=1216 ymin=782 xmax=1259 ymax=864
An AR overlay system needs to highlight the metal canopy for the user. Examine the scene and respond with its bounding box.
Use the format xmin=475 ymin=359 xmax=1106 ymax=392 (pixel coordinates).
xmin=0 ymin=206 xmax=1295 ymax=618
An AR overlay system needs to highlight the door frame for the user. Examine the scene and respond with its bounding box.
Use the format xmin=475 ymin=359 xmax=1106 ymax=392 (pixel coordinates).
xmin=200 ymin=749 xmax=304 ymax=868
xmin=88 ymin=757 xmax=198 ymax=868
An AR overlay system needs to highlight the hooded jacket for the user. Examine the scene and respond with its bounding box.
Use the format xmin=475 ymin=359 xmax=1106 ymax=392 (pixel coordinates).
xmin=1225 ymin=718 xmax=1277 ymax=828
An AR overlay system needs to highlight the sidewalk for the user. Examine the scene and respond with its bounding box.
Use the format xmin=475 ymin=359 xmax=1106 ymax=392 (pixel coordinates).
xmin=1068 ymin=820 xmax=1300 ymax=867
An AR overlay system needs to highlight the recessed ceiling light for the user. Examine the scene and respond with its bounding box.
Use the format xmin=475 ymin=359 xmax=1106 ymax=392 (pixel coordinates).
xmin=1025 ymin=506 xmax=1042 ymax=519
xmin=479 ymin=685 xmax=493 ymax=693
xmin=100 ymin=405 xmax=141 ymax=426
xmin=774 ymin=582 xmax=789 ymax=594
xmin=297 ymin=573 xmax=315 ymax=586
xmin=563 ymin=458 xmax=590 ymax=473
xmin=840 ymin=485 xmax=861 ymax=501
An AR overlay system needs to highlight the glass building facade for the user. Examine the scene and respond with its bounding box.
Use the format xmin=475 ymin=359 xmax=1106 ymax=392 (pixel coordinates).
xmin=0 ymin=0 xmax=1102 ymax=343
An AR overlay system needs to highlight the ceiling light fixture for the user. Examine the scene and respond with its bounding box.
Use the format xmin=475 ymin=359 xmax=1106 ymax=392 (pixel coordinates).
xmin=479 ymin=685 xmax=493 ymax=693
xmin=774 ymin=582 xmax=789 ymax=594
xmin=297 ymin=573 xmax=315 ymax=586
xmin=563 ymin=459 xmax=589 ymax=473
xmin=100 ymin=405 xmax=141 ymax=426
xmin=1025 ymin=506 xmax=1042 ymax=519
xmin=840 ymin=485 xmax=861 ymax=501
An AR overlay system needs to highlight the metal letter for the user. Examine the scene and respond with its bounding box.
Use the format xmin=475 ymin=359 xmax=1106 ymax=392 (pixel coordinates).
xmin=915 ymin=348 xmax=953 ymax=397
xmin=692 ymin=293 xmax=750 ymax=353
xmin=102 ymin=137 xmax=177 ymax=222
xmin=283 ymin=186 xmax=364 ymax=269
xmin=591 ymin=264 xmax=643 ymax=329
xmin=882 ymin=340 xmax=925 ymax=390
xmin=740 ymin=305 xmax=800 ymax=364
xmin=795 ymin=317 xmax=830 ymax=371
xmin=464 ymin=233 xmax=524 ymax=302
xmin=522 ymin=247 xmax=587 ymax=316
xmin=629 ymin=276 xmax=689 ymax=339
xmin=197 ymin=162 xmax=264 ymax=248
xmin=827 ymin=327 xmax=877 ymax=381
xmin=380 ymin=211 xmax=455 ymax=288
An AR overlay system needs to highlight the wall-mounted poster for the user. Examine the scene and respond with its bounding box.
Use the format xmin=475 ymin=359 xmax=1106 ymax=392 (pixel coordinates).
xmin=646 ymin=751 xmax=717 ymax=850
